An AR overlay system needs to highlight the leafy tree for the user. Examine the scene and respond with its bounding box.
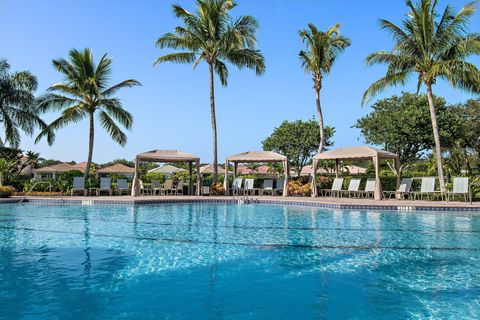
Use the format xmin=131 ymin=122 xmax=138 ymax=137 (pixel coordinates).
xmin=0 ymin=59 xmax=52 ymax=148
xmin=99 ymin=158 xmax=135 ymax=168
xmin=155 ymin=0 xmax=265 ymax=183
xmin=462 ymin=99 xmax=480 ymax=156
xmin=354 ymin=92 xmax=464 ymax=174
xmin=35 ymin=48 xmax=141 ymax=180
xmin=363 ymin=0 xmax=480 ymax=192
xmin=299 ymin=23 xmax=350 ymax=153
xmin=262 ymin=119 xmax=335 ymax=176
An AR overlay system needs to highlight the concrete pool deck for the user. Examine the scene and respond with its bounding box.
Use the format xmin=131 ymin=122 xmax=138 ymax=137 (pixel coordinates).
xmin=2 ymin=195 xmax=479 ymax=211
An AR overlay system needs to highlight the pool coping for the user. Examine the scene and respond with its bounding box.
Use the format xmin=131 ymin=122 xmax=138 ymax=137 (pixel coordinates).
xmin=2 ymin=196 xmax=479 ymax=212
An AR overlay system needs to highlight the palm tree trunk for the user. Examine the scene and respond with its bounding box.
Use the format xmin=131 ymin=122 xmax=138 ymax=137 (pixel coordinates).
xmin=209 ymin=63 xmax=218 ymax=184
xmin=425 ymin=83 xmax=446 ymax=192
xmin=315 ymin=88 xmax=325 ymax=153
xmin=84 ymin=112 xmax=95 ymax=181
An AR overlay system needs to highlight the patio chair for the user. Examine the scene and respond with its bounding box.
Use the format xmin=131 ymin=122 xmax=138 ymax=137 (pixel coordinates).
xmin=359 ymin=178 xmax=376 ymax=198
xmin=411 ymin=177 xmax=442 ymax=201
xmin=340 ymin=178 xmax=361 ymax=197
xmin=152 ymin=180 xmax=163 ymax=195
xmin=320 ymin=178 xmax=344 ymax=197
xmin=446 ymin=177 xmax=471 ymax=203
xmin=162 ymin=179 xmax=175 ymax=195
xmin=383 ymin=178 xmax=413 ymax=199
xmin=71 ymin=177 xmax=87 ymax=196
xmin=116 ymin=179 xmax=130 ymax=195
xmin=231 ymin=178 xmax=243 ymax=196
xmin=261 ymin=179 xmax=274 ymax=195
xmin=175 ymin=180 xmax=184 ymax=195
xmin=274 ymin=178 xmax=285 ymax=195
xmin=244 ymin=179 xmax=257 ymax=196
xmin=96 ymin=177 xmax=112 ymax=196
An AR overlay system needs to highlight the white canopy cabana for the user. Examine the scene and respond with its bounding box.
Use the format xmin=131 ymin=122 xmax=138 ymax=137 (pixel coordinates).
xmin=131 ymin=150 xmax=201 ymax=196
xmin=311 ymin=146 xmax=400 ymax=200
xmin=223 ymin=151 xmax=289 ymax=196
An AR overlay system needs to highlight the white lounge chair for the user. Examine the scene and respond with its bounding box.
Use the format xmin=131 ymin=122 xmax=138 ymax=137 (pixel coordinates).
xmin=274 ymin=178 xmax=285 ymax=195
xmin=96 ymin=177 xmax=112 ymax=196
xmin=340 ymin=178 xmax=361 ymax=197
xmin=359 ymin=178 xmax=376 ymax=198
xmin=71 ymin=177 xmax=87 ymax=196
xmin=116 ymin=179 xmax=130 ymax=195
xmin=162 ymin=179 xmax=175 ymax=195
xmin=261 ymin=179 xmax=274 ymax=195
xmin=244 ymin=179 xmax=256 ymax=195
xmin=175 ymin=180 xmax=184 ymax=195
xmin=321 ymin=178 xmax=344 ymax=197
xmin=231 ymin=178 xmax=243 ymax=196
xmin=412 ymin=177 xmax=442 ymax=201
xmin=384 ymin=178 xmax=413 ymax=199
xmin=446 ymin=177 xmax=471 ymax=202
xmin=152 ymin=180 xmax=162 ymax=195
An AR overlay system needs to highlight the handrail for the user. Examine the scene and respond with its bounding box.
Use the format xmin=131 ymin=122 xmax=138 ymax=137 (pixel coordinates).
xmin=17 ymin=181 xmax=52 ymax=204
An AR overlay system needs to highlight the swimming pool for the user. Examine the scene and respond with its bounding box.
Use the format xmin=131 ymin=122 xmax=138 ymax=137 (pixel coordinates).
xmin=1 ymin=203 xmax=479 ymax=319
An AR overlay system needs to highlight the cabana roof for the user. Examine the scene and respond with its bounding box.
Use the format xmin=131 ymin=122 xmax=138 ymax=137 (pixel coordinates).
xmin=313 ymin=146 xmax=398 ymax=161
xmin=136 ymin=150 xmax=199 ymax=163
xmin=97 ymin=163 xmax=134 ymax=174
xmin=226 ymin=151 xmax=287 ymax=163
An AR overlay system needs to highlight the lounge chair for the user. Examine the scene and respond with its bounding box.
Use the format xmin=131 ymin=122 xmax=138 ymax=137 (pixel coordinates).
xmin=96 ymin=177 xmax=112 ymax=196
xmin=340 ymin=178 xmax=361 ymax=197
xmin=162 ymin=179 xmax=175 ymax=195
xmin=71 ymin=177 xmax=87 ymax=196
xmin=175 ymin=180 xmax=184 ymax=195
xmin=383 ymin=178 xmax=413 ymax=199
xmin=274 ymin=178 xmax=285 ymax=195
xmin=261 ymin=179 xmax=274 ymax=195
xmin=244 ymin=178 xmax=256 ymax=195
xmin=446 ymin=177 xmax=471 ymax=202
xmin=152 ymin=180 xmax=163 ymax=195
xmin=359 ymin=178 xmax=375 ymax=198
xmin=231 ymin=178 xmax=243 ymax=196
xmin=116 ymin=179 xmax=130 ymax=195
xmin=320 ymin=178 xmax=344 ymax=197
xmin=139 ymin=180 xmax=152 ymax=195
xmin=412 ymin=177 xmax=442 ymax=201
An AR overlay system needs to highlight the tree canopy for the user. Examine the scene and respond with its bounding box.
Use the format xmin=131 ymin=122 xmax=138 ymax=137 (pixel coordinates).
xmin=354 ymin=92 xmax=464 ymax=172
xmin=262 ymin=119 xmax=334 ymax=176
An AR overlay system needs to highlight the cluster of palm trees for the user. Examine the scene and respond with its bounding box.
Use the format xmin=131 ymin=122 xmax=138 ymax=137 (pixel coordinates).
xmin=1 ymin=0 xmax=479 ymax=190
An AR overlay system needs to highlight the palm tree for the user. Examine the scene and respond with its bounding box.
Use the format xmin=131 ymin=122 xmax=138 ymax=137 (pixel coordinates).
xmin=155 ymin=0 xmax=265 ymax=183
xmin=362 ymin=0 xmax=480 ymax=192
xmin=35 ymin=48 xmax=141 ymax=180
xmin=299 ymin=24 xmax=351 ymax=153
xmin=0 ymin=59 xmax=52 ymax=148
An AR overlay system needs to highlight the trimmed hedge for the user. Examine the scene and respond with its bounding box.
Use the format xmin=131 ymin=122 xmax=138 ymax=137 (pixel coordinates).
xmin=0 ymin=186 xmax=15 ymax=198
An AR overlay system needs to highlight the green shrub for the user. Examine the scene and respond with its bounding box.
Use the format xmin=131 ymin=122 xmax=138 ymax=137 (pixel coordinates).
xmin=0 ymin=186 xmax=15 ymax=198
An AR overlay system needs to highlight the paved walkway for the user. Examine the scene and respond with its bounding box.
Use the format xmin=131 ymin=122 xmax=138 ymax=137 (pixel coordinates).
xmin=2 ymin=195 xmax=479 ymax=211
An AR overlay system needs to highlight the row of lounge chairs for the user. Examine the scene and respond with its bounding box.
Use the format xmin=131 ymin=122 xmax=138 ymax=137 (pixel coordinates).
xmin=71 ymin=177 xmax=130 ymax=196
xmin=230 ymin=178 xmax=285 ymax=196
xmin=321 ymin=177 xmax=471 ymax=202
xmin=139 ymin=179 xmax=184 ymax=196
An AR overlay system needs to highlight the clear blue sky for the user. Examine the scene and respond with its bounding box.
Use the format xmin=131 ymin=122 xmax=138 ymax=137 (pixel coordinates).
xmin=1 ymin=0 xmax=479 ymax=163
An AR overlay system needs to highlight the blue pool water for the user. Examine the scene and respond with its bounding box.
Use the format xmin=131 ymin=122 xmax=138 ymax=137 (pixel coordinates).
xmin=1 ymin=204 xmax=480 ymax=319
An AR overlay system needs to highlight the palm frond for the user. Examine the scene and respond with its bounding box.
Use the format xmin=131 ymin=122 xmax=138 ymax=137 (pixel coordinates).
xmin=362 ymin=71 xmax=411 ymax=106
xmin=98 ymin=111 xmax=127 ymax=146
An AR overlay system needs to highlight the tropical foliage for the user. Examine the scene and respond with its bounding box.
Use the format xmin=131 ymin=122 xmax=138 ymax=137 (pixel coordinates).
xmin=363 ymin=0 xmax=480 ymax=191
xmin=0 ymin=59 xmax=52 ymax=148
xmin=299 ymin=23 xmax=350 ymax=152
xmin=35 ymin=48 xmax=141 ymax=180
xmin=355 ymin=92 xmax=464 ymax=174
xmin=155 ymin=0 xmax=265 ymax=183
xmin=262 ymin=119 xmax=335 ymax=176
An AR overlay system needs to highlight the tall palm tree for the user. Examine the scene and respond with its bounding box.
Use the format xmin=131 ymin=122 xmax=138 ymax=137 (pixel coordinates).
xmin=299 ymin=24 xmax=351 ymax=153
xmin=35 ymin=48 xmax=141 ymax=180
xmin=363 ymin=0 xmax=480 ymax=192
xmin=155 ymin=0 xmax=265 ymax=183
xmin=0 ymin=59 xmax=52 ymax=148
